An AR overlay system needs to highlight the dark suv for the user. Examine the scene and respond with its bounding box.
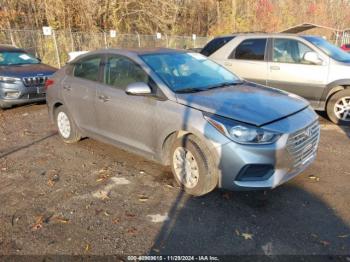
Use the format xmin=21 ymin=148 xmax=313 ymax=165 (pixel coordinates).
xmin=0 ymin=45 xmax=56 ymax=109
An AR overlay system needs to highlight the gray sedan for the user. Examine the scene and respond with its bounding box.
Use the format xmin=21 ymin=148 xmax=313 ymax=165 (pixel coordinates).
xmin=46 ymin=48 xmax=320 ymax=196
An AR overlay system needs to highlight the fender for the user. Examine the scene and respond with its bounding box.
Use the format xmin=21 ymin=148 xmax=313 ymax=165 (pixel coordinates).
xmin=317 ymin=79 xmax=350 ymax=110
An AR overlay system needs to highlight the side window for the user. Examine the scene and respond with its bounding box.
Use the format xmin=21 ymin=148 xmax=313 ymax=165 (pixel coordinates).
xmin=73 ymin=56 xmax=101 ymax=81
xmin=104 ymin=56 xmax=149 ymax=89
xmin=200 ymin=36 xmax=235 ymax=57
xmin=232 ymin=38 xmax=267 ymax=60
xmin=273 ymin=39 xmax=314 ymax=64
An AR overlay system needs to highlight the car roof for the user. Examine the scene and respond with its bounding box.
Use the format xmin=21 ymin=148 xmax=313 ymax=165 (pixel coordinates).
xmin=0 ymin=44 xmax=25 ymax=52
xmin=213 ymin=33 xmax=319 ymax=38
xmin=91 ymin=47 xmax=188 ymax=56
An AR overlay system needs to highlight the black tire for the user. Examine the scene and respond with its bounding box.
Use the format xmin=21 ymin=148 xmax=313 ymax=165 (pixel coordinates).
xmin=326 ymin=89 xmax=350 ymax=125
xmin=170 ymin=134 xmax=218 ymax=196
xmin=54 ymin=105 xmax=81 ymax=143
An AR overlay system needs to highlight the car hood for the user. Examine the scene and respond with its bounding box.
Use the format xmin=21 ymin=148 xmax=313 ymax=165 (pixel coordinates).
xmin=0 ymin=63 xmax=57 ymax=77
xmin=176 ymin=82 xmax=309 ymax=126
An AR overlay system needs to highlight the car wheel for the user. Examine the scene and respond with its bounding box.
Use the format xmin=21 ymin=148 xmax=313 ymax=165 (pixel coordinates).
xmin=170 ymin=134 xmax=218 ymax=196
xmin=326 ymin=89 xmax=350 ymax=125
xmin=55 ymin=105 xmax=81 ymax=143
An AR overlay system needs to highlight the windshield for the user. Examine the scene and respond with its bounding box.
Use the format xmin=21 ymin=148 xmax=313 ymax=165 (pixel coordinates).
xmin=0 ymin=51 xmax=40 ymax=66
xmin=303 ymin=36 xmax=350 ymax=63
xmin=140 ymin=52 xmax=241 ymax=93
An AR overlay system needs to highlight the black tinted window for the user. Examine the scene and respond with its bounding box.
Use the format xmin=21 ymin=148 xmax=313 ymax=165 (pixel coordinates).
xmin=104 ymin=56 xmax=149 ymax=89
xmin=233 ymin=38 xmax=267 ymax=60
xmin=200 ymin=36 xmax=235 ymax=56
xmin=73 ymin=56 xmax=101 ymax=81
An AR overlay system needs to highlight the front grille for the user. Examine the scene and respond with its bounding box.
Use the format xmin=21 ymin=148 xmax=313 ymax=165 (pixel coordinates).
xmin=22 ymin=76 xmax=48 ymax=87
xmin=287 ymin=121 xmax=320 ymax=169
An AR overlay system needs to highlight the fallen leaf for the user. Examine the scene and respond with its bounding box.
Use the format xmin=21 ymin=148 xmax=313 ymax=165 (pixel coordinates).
xmin=337 ymin=234 xmax=350 ymax=238
xmin=52 ymin=216 xmax=69 ymax=224
xmin=241 ymin=233 xmax=253 ymax=240
xmin=222 ymin=192 xmax=231 ymax=200
xmin=127 ymin=227 xmax=137 ymax=234
xmin=85 ymin=244 xmax=90 ymax=251
xmin=112 ymin=218 xmax=120 ymax=224
xmin=139 ymin=196 xmax=149 ymax=202
xmin=320 ymin=240 xmax=330 ymax=246
xmin=104 ymin=211 xmax=110 ymax=216
xmin=125 ymin=212 xmax=136 ymax=218
xmin=139 ymin=170 xmax=145 ymax=174
xmin=235 ymin=229 xmax=240 ymax=236
xmin=308 ymin=175 xmax=320 ymax=181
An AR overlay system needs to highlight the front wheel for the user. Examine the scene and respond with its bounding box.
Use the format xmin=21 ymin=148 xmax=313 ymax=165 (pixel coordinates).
xmin=326 ymin=89 xmax=350 ymax=125
xmin=55 ymin=105 xmax=81 ymax=143
xmin=170 ymin=134 xmax=218 ymax=196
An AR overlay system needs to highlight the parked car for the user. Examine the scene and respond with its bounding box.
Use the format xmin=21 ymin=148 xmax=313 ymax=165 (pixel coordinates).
xmin=341 ymin=44 xmax=350 ymax=52
xmin=0 ymin=45 xmax=56 ymax=109
xmin=201 ymin=34 xmax=350 ymax=124
xmin=46 ymin=48 xmax=320 ymax=196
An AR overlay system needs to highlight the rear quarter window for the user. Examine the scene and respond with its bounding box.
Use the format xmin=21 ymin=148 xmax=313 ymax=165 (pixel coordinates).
xmin=200 ymin=36 xmax=235 ymax=56
xmin=231 ymin=38 xmax=267 ymax=61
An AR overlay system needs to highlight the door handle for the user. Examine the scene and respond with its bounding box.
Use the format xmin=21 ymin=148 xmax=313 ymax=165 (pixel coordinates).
xmin=63 ymin=85 xmax=71 ymax=91
xmin=270 ymin=65 xmax=280 ymax=70
xmin=98 ymin=95 xmax=110 ymax=102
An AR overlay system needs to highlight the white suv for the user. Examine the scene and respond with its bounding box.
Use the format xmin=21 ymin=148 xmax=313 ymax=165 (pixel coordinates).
xmin=202 ymin=33 xmax=350 ymax=124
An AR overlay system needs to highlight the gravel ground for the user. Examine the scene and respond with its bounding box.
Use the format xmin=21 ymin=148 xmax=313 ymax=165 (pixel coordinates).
xmin=0 ymin=103 xmax=349 ymax=256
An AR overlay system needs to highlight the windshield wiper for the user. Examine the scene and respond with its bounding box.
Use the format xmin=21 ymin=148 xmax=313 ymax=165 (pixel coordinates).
xmin=176 ymin=87 xmax=206 ymax=94
xmin=205 ymin=81 xmax=242 ymax=90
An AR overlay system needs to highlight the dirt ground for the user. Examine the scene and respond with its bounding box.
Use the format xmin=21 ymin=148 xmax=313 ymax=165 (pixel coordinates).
xmin=0 ymin=103 xmax=349 ymax=256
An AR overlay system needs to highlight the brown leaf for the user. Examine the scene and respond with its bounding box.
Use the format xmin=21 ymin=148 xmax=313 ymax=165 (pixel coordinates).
xmin=139 ymin=196 xmax=149 ymax=202
xmin=222 ymin=192 xmax=231 ymax=200
xmin=308 ymin=175 xmax=320 ymax=181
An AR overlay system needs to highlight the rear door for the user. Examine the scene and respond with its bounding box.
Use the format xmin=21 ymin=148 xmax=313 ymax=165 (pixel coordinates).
xmin=61 ymin=55 xmax=102 ymax=133
xmin=223 ymin=37 xmax=268 ymax=85
xmin=267 ymin=38 xmax=328 ymax=105
xmin=95 ymin=54 xmax=157 ymax=155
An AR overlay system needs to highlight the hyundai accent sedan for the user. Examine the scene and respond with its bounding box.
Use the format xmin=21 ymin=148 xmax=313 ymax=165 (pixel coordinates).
xmin=46 ymin=48 xmax=320 ymax=196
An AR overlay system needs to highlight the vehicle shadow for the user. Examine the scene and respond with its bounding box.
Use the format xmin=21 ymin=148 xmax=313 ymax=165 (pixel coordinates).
xmin=149 ymin=185 xmax=350 ymax=255
xmin=0 ymin=131 xmax=57 ymax=159
xmin=316 ymin=110 xmax=350 ymax=139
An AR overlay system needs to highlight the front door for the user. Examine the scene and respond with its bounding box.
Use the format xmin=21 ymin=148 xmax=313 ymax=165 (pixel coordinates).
xmin=267 ymin=38 xmax=329 ymax=106
xmin=95 ymin=54 xmax=157 ymax=155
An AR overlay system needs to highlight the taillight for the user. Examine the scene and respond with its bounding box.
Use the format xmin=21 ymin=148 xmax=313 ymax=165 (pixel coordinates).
xmin=45 ymin=79 xmax=54 ymax=90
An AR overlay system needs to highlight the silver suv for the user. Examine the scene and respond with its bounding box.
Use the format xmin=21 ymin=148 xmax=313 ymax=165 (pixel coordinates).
xmin=46 ymin=48 xmax=319 ymax=196
xmin=201 ymin=34 xmax=350 ymax=124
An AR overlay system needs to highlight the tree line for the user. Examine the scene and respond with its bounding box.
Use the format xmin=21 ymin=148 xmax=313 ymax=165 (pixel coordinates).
xmin=1 ymin=0 xmax=350 ymax=36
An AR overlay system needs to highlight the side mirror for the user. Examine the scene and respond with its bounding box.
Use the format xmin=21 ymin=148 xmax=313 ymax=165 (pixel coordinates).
xmin=303 ymin=51 xmax=323 ymax=65
xmin=125 ymin=82 xmax=151 ymax=96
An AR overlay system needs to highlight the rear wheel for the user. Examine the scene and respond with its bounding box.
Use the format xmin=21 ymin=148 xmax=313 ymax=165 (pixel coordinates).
xmin=170 ymin=134 xmax=218 ymax=196
xmin=326 ymin=89 xmax=350 ymax=125
xmin=55 ymin=105 xmax=81 ymax=143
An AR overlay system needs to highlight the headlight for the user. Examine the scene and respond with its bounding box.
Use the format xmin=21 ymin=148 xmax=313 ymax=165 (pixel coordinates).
xmin=0 ymin=76 xmax=21 ymax=83
xmin=204 ymin=115 xmax=280 ymax=144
